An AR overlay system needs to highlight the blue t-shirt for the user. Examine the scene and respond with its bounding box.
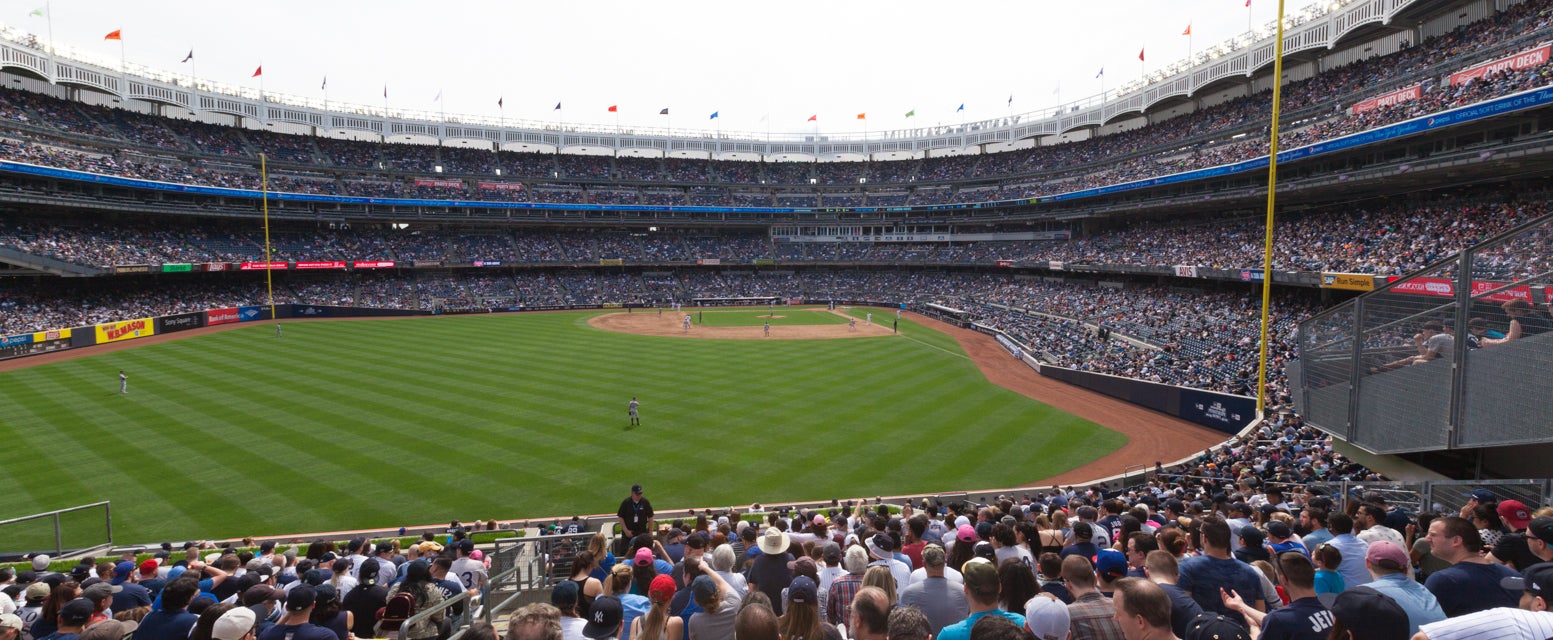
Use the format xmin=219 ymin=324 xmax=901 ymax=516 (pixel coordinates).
xmin=1313 ymin=570 xmax=1344 ymax=594
xmin=132 ymin=608 xmax=199 ymax=640
xmin=1178 ymin=555 xmax=1265 ymax=628
xmin=1059 ymin=542 xmax=1099 ymax=560
xmin=256 ymin=623 xmax=339 ymax=640
xmin=1259 ymin=597 xmax=1333 ymax=640
xmin=1423 ymin=561 xmax=1519 ymax=617
xmin=936 ymin=609 xmax=1026 ymax=640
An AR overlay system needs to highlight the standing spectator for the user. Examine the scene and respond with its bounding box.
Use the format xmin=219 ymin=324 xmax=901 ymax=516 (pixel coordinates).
xmin=885 ymin=607 xmax=930 ymax=640
xmin=1422 ymin=516 xmax=1519 ymax=617
xmin=935 ymin=560 xmax=1023 ymax=640
xmin=1413 ymin=563 xmax=1553 ymax=640
xmin=745 ymin=529 xmax=792 ymax=617
xmin=848 ymin=587 xmax=890 ymax=640
xmin=1061 ymin=556 xmax=1120 ymax=640
xmin=865 ymin=535 xmax=910 ymax=592
xmin=341 ymin=562 xmax=384 ymax=640
xmin=824 ymin=547 xmax=867 ymax=626
xmin=687 ymin=569 xmax=740 ymax=640
xmin=1223 ymin=553 xmax=1330 ymax=640
xmin=1323 ymin=514 xmax=1371 ymax=590
xmin=1177 ymin=517 xmax=1265 ymax=628
xmin=255 ymin=587 xmax=334 ymax=640
xmin=896 ymin=545 xmax=967 ymax=637
xmin=133 ymin=578 xmax=199 ymax=640
xmin=1359 ymin=542 xmax=1443 ymax=635
xmin=1022 ymin=595 xmax=1070 ymax=640
xmin=1141 ymin=551 xmax=1201 ymax=638
xmin=1109 ymin=578 xmax=1176 ymax=640
xmin=619 ymin=486 xmax=654 ymax=542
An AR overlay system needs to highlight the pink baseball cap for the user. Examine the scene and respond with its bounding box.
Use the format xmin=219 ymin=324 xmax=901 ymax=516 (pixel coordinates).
xmin=634 ymin=547 xmax=655 ymax=567
xmin=1365 ymin=541 xmax=1409 ymax=569
xmin=957 ymin=524 xmax=977 ymax=543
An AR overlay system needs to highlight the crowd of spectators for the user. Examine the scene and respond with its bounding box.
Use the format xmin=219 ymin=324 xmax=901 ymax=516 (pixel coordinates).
xmin=0 ymin=1 xmax=1549 ymax=210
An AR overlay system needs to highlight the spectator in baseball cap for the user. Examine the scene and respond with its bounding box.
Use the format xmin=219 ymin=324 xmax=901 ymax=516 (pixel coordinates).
xmin=1498 ymin=500 xmax=1533 ymax=532
xmin=1361 ymin=541 xmax=1444 ymax=634
xmin=1527 ymin=518 xmax=1553 ymax=564
xmin=1183 ymin=612 xmax=1248 ymax=640
xmin=1326 ymin=586 xmax=1409 ymax=640
xmin=1412 ymin=563 xmax=1553 ymax=640
xmin=580 ymin=595 xmax=622 ymax=640
xmin=0 ymin=614 xmax=23 ymax=640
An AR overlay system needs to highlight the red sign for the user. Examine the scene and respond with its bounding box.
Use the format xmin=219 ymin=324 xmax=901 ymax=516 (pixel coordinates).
xmin=239 ymin=261 xmax=288 ymax=271
xmin=42 ymin=330 xmax=63 ymax=340
xmin=1383 ymin=277 xmax=1532 ymax=303
xmin=104 ymin=319 xmax=148 ymax=341
xmin=1449 ymin=44 xmax=1552 ymax=85
xmin=1351 ymin=84 xmax=1422 ymax=115
xmin=353 ymin=260 xmax=396 ymax=269
xmin=996 ymin=260 xmax=1015 ymax=267
xmin=205 ymin=262 xmax=230 ymax=272
xmin=477 ymin=182 xmax=524 ymax=191
xmin=206 ymin=308 xmax=241 ymax=325
xmin=295 ymin=261 xmax=347 ymax=270
xmin=413 ymin=178 xmax=463 ymax=188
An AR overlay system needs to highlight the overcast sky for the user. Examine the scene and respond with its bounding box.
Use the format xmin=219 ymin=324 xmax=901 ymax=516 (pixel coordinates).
xmin=11 ymin=0 xmax=1302 ymax=136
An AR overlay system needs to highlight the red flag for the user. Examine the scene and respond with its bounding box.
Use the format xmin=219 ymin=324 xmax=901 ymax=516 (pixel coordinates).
xmin=807 ymin=114 xmax=817 ymax=122
xmin=1138 ymin=48 xmax=1145 ymax=62
xmin=1182 ymin=24 xmax=1192 ymax=36
xmin=251 ymin=65 xmax=263 ymax=78
xmin=1246 ymin=0 xmax=1251 ymax=6
xmin=103 ymin=29 xmax=121 ymax=41
xmin=608 ymin=105 xmax=618 ymax=112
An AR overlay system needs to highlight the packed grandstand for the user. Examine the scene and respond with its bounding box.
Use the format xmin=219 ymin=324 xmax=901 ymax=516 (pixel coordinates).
xmin=6 ymin=0 xmax=1553 ymax=638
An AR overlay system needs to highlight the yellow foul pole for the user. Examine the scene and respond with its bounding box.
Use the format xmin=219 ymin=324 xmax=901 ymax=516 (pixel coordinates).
xmin=260 ymin=153 xmax=275 ymax=321
xmin=1256 ymin=0 xmax=1289 ymax=417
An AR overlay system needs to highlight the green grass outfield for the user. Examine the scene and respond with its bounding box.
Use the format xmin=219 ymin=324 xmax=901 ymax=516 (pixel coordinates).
xmin=0 ymin=309 xmax=1124 ymax=544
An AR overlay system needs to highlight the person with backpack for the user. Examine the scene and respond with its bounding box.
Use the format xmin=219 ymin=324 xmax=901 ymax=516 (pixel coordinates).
xmin=379 ymin=561 xmax=443 ymax=640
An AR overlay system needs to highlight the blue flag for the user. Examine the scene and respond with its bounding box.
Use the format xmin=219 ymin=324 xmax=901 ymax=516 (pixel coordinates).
xmin=1095 ymin=68 xmax=1104 ymax=78
xmin=554 ymin=102 xmax=561 ymax=110
xmin=956 ymin=103 xmax=965 ymax=112
xmin=710 ymin=111 xmax=719 ymax=119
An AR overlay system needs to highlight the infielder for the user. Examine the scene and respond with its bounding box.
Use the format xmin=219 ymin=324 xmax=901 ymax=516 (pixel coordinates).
xmin=628 ymin=397 xmax=640 ymax=426
xmin=683 ymin=314 xmax=692 ymax=333
xmin=849 ymin=318 xmax=857 ymax=331
xmin=866 ymin=312 xmax=872 ymax=325
xmin=764 ymin=321 xmax=770 ymax=336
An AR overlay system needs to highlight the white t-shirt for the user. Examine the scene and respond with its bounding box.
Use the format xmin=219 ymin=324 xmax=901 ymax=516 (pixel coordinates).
xmin=909 ymin=566 xmax=963 ymax=587
xmin=1418 ymin=607 xmax=1553 ymax=640
xmin=450 ymin=557 xmax=487 ymax=591
xmin=561 ymin=616 xmax=589 ymax=640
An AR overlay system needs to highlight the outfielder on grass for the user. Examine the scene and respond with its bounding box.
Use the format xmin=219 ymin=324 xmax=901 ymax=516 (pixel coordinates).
xmin=629 ymin=396 xmax=640 ymax=426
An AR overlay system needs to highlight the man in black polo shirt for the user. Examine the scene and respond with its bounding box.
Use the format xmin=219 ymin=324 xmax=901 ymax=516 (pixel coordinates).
xmin=617 ymin=484 xmax=654 ymax=540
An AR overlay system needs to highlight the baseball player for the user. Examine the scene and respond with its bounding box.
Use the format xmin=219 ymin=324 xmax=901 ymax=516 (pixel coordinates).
xmin=866 ymin=312 xmax=872 ymax=325
xmin=683 ymin=314 xmax=692 ymax=333
xmin=764 ymin=321 xmax=770 ymax=336
xmin=849 ymin=318 xmax=857 ymax=331
xmin=276 ymin=323 xmax=283 ymax=338
xmin=628 ymin=397 xmax=640 ymax=426
xmin=119 ymin=370 xmax=128 ymax=394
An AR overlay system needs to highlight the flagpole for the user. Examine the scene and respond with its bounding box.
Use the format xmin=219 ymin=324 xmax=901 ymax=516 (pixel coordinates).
xmin=260 ymin=153 xmax=275 ymax=321
xmin=189 ymin=53 xmax=197 ymax=91
xmin=44 ymin=0 xmax=54 ymax=55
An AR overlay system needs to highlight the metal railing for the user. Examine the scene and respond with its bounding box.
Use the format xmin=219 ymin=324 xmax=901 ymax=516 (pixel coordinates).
xmin=0 ymin=501 xmax=112 ymax=558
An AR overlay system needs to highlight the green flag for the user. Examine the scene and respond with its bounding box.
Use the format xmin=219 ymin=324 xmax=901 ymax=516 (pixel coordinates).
xmin=905 ymin=109 xmax=915 ymax=117
xmin=29 ymin=8 xmax=44 ymax=16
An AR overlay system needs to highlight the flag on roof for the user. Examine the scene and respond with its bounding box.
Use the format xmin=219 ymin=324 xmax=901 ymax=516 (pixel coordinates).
xmin=905 ymin=109 xmax=915 ymax=117
xmin=1138 ymin=48 xmax=1145 ymax=62
xmin=1095 ymin=68 xmax=1104 ymax=78
xmin=807 ymin=114 xmax=817 ymax=121
xmin=28 ymin=8 xmax=43 ymax=17
xmin=181 ymin=50 xmax=193 ymax=63
xmin=498 ymin=97 xmax=504 ymax=108
xmin=1008 ymin=95 xmax=1013 ymax=107
xmin=321 ymin=77 xmax=327 ymax=90
xmin=956 ymin=103 xmax=964 ymax=112
xmin=383 ymin=85 xmax=388 ymax=99
xmin=608 ymin=105 xmax=618 ymax=112
xmin=1183 ymin=24 xmax=1191 ymax=36
xmin=659 ymin=108 xmax=669 ymax=115
xmin=856 ymin=113 xmax=865 ymax=120
xmin=709 ymin=111 xmax=719 ymax=119
xmin=252 ymin=65 xmax=262 ymax=78
xmin=554 ymin=102 xmax=561 ymax=110
xmin=433 ymin=90 xmax=442 ymax=102
xmin=104 ymin=29 xmax=121 ymax=41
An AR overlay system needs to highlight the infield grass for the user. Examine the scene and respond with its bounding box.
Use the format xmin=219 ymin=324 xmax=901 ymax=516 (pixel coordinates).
xmin=0 ymin=310 xmax=1125 ymax=544
xmin=695 ymin=307 xmax=849 ymax=327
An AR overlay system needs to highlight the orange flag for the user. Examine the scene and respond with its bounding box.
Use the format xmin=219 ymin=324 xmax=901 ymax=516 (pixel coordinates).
xmin=104 ymin=29 xmax=121 ymax=41
xmin=1182 ymin=24 xmax=1192 ymax=36
xmin=856 ymin=113 xmax=866 ymax=120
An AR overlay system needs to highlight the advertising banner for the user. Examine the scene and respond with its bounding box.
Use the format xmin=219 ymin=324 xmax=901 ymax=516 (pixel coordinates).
xmin=238 ymin=306 xmax=271 ymax=322
xmin=1174 ymin=265 xmax=1199 ymax=278
xmin=752 ymin=258 xmax=775 ymax=266
xmin=1449 ymin=44 xmax=1552 ymax=86
xmin=240 ymin=261 xmax=288 ymax=271
xmin=476 ymin=182 xmax=524 ymax=191
xmin=95 ymin=318 xmax=154 ymax=344
xmin=352 ymin=260 xmax=396 ymax=269
xmin=161 ymin=263 xmax=193 ymax=273
xmin=157 ymin=312 xmax=204 ymax=334
xmin=1383 ymin=276 xmax=1531 ymax=303
xmin=1178 ymin=389 xmax=1256 ymax=434
xmin=1321 ymin=273 xmax=1376 ymax=291
xmin=34 ymin=328 xmax=70 ymax=342
xmin=413 ymin=178 xmax=463 ymax=188
xmin=412 ymin=260 xmax=444 ymax=267
xmin=1239 ymin=269 xmax=1265 ymax=282
xmin=1049 ymin=261 xmax=1064 ymax=271
xmin=473 ymin=260 xmax=503 ymax=267
xmin=0 ymin=333 xmax=31 ymax=347
xmin=204 ymin=262 xmax=231 ymax=272
xmin=996 ymin=260 xmax=1015 ymax=267
xmin=1350 ymin=84 xmax=1423 ymax=115
xmin=696 ymin=258 xmax=721 ymax=266
xmin=206 ymin=307 xmax=241 ymax=326
xmin=113 ymin=265 xmax=151 ymax=274
xmin=0 ymin=335 xmax=69 ymax=361
xmin=295 ymin=261 xmax=347 ymax=270
xmin=599 ymin=259 xmax=624 ymax=266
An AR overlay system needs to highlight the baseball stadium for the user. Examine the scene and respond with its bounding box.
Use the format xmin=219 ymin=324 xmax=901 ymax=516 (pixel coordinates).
xmin=2 ymin=1 xmax=1553 ymax=639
